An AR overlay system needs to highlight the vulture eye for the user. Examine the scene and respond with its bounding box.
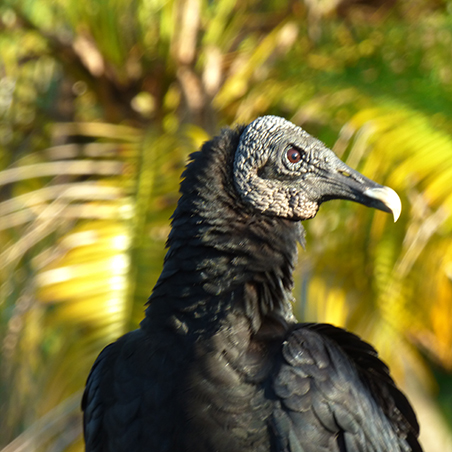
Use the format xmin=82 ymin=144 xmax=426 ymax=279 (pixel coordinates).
xmin=286 ymin=148 xmax=302 ymax=164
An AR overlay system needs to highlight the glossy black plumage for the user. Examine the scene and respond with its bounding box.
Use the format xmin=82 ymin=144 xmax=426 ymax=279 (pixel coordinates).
xmin=82 ymin=117 xmax=422 ymax=452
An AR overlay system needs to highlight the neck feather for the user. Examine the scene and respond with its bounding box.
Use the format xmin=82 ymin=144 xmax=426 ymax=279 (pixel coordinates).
xmin=144 ymin=126 xmax=304 ymax=335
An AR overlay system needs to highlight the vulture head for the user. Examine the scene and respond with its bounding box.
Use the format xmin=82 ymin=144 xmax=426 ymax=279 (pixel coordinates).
xmin=234 ymin=116 xmax=401 ymax=221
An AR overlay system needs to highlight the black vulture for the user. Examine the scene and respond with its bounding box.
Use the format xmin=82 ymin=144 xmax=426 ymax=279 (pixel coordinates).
xmin=82 ymin=116 xmax=422 ymax=452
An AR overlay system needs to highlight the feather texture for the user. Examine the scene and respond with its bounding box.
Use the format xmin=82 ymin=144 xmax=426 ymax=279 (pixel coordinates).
xmin=83 ymin=117 xmax=421 ymax=452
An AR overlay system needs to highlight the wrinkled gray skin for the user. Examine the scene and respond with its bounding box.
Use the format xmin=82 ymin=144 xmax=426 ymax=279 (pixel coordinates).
xmin=234 ymin=116 xmax=401 ymax=221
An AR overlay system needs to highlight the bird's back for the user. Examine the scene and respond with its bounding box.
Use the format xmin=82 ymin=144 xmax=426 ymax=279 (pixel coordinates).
xmin=83 ymin=317 xmax=421 ymax=452
xmin=83 ymin=316 xmax=276 ymax=451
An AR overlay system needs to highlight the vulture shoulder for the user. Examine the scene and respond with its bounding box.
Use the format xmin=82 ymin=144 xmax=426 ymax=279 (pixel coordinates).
xmin=82 ymin=329 xmax=191 ymax=451
xmin=271 ymin=324 xmax=422 ymax=452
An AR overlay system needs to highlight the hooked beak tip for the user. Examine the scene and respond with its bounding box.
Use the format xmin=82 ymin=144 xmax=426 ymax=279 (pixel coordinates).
xmin=363 ymin=186 xmax=402 ymax=222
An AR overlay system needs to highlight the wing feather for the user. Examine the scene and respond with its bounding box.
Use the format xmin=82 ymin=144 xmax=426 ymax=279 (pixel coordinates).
xmin=270 ymin=324 xmax=420 ymax=452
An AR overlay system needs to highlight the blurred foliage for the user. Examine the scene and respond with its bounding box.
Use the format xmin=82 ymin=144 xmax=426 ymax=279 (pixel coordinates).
xmin=1 ymin=0 xmax=452 ymax=450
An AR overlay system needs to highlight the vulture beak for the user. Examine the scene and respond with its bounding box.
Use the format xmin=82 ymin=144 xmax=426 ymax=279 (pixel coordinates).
xmin=362 ymin=186 xmax=401 ymax=222
xmin=315 ymin=153 xmax=402 ymax=222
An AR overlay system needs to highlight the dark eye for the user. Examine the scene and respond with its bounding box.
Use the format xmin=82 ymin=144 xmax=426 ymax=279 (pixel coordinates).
xmin=286 ymin=148 xmax=302 ymax=164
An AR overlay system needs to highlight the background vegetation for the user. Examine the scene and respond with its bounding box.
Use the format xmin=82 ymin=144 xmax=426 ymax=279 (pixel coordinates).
xmin=1 ymin=0 xmax=452 ymax=450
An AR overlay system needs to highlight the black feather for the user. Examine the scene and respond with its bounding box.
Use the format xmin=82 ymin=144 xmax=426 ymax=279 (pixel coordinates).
xmin=83 ymin=118 xmax=422 ymax=452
